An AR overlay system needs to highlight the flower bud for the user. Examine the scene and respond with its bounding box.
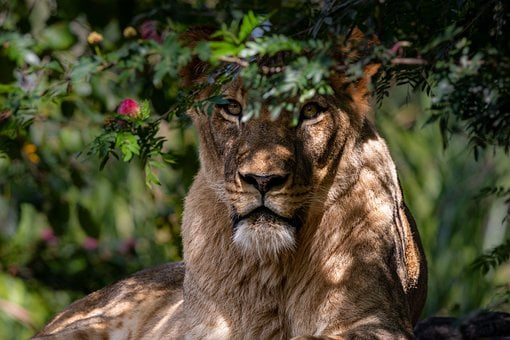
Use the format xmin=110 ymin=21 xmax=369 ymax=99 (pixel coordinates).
xmin=22 ymin=143 xmax=40 ymax=164
xmin=87 ymin=31 xmax=103 ymax=45
xmin=139 ymin=21 xmax=163 ymax=43
xmin=123 ymin=26 xmax=137 ymax=38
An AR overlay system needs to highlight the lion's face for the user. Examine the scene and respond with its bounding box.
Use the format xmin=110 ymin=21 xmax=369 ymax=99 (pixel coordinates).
xmin=191 ymin=77 xmax=366 ymax=259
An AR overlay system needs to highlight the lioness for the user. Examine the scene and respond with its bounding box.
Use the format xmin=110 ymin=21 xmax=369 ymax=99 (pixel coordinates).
xmin=34 ymin=29 xmax=427 ymax=339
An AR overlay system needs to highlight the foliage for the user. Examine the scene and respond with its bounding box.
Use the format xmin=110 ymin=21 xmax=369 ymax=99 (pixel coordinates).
xmin=472 ymin=239 xmax=510 ymax=275
xmin=0 ymin=0 xmax=509 ymax=337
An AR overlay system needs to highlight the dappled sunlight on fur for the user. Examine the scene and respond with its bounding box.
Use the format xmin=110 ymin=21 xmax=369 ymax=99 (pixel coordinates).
xmin=34 ymin=27 xmax=427 ymax=340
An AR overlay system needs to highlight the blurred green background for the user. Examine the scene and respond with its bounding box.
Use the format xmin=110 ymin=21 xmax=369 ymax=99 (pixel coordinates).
xmin=0 ymin=1 xmax=509 ymax=339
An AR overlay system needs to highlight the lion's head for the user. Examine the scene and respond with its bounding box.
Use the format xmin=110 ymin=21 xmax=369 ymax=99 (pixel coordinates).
xmin=187 ymin=62 xmax=377 ymax=260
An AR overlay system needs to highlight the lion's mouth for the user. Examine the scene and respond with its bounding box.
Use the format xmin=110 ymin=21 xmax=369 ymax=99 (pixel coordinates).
xmin=232 ymin=206 xmax=303 ymax=230
xmin=231 ymin=206 xmax=302 ymax=258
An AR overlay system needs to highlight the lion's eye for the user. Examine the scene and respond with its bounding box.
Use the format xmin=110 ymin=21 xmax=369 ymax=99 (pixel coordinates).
xmin=300 ymin=102 xmax=324 ymax=120
xmin=222 ymin=100 xmax=242 ymax=116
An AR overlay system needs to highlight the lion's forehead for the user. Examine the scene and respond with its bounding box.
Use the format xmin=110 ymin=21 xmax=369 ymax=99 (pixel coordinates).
xmin=220 ymin=78 xmax=338 ymax=114
xmin=221 ymin=80 xmax=246 ymax=102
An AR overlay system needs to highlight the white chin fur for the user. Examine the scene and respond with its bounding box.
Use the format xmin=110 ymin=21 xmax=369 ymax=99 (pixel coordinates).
xmin=232 ymin=219 xmax=296 ymax=260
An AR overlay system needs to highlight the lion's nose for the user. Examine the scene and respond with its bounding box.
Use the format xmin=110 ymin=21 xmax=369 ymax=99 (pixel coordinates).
xmin=239 ymin=173 xmax=289 ymax=194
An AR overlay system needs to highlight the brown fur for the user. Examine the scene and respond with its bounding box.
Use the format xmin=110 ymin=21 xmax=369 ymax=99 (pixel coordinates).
xmin=34 ymin=29 xmax=427 ymax=339
xmin=33 ymin=262 xmax=185 ymax=339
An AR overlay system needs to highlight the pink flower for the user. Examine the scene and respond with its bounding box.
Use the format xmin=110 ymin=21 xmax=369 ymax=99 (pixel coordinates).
xmin=83 ymin=237 xmax=99 ymax=251
xmin=40 ymin=228 xmax=58 ymax=246
xmin=139 ymin=21 xmax=163 ymax=43
xmin=117 ymin=98 xmax=140 ymax=118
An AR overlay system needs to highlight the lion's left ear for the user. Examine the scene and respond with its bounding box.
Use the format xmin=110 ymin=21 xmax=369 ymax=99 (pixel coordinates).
xmin=345 ymin=26 xmax=381 ymax=94
xmin=340 ymin=26 xmax=379 ymax=61
xmin=331 ymin=27 xmax=381 ymax=123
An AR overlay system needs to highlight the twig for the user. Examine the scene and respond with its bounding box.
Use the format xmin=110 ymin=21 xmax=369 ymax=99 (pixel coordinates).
xmin=218 ymin=56 xmax=249 ymax=68
xmin=391 ymin=58 xmax=429 ymax=65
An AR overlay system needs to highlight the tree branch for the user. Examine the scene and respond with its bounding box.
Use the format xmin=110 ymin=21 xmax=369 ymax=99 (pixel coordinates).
xmin=391 ymin=57 xmax=429 ymax=65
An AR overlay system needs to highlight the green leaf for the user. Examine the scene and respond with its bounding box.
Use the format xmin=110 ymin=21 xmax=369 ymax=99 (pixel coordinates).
xmin=0 ymin=84 xmax=18 ymax=94
xmin=71 ymin=58 xmax=100 ymax=82
xmin=209 ymin=41 xmax=243 ymax=61
xmin=76 ymin=203 xmax=100 ymax=238
xmin=194 ymin=41 xmax=211 ymax=61
xmin=269 ymin=103 xmax=283 ymax=121
xmin=299 ymin=88 xmax=316 ymax=103
xmin=161 ymin=152 xmax=176 ymax=164
xmin=39 ymin=23 xmax=75 ymax=51
xmin=144 ymin=162 xmax=161 ymax=188
xmin=471 ymin=239 xmax=510 ymax=274
xmin=139 ymin=100 xmax=151 ymax=120
xmin=115 ymin=132 xmax=140 ymax=162
xmin=0 ymin=32 xmax=37 ymax=66
xmin=206 ymin=95 xmax=229 ymax=105
xmin=239 ymin=11 xmax=262 ymax=43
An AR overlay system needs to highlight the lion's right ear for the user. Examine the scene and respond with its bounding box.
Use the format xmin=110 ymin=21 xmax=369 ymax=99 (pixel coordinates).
xmin=179 ymin=26 xmax=215 ymax=87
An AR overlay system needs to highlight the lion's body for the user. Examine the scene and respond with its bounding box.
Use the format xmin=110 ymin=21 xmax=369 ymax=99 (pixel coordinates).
xmin=34 ymin=262 xmax=186 ymax=339
xmin=34 ymin=31 xmax=427 ymax=339
xmin=180 ymin=106 xmax=426 ymax=339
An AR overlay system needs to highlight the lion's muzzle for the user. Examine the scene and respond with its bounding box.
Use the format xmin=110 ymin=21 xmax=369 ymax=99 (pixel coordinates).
xmin=238 ymin=173 xmax=289 ymax=195
xmin=229 ymin=170 xmax=304 ymax=259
